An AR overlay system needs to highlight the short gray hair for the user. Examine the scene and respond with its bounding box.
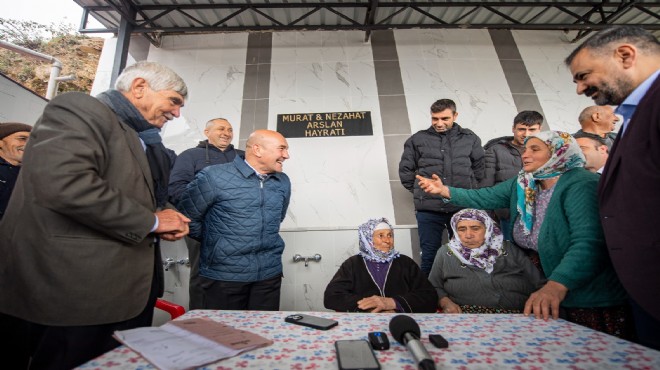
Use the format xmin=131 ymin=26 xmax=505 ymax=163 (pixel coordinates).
xmin=205 ymin=118 xmax=230 ymax=129
xmin=115 ymin=61 xmax=188 ymax=98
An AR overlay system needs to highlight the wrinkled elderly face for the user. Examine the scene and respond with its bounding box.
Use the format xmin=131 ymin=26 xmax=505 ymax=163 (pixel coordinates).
xmin=134 ymin=82 xmax=185 ymax=128
xmin=0 ymin=131 xmax=30 ymax=166
xmin=522 ymin=137 xmax=552 ymax=173
xmin=205 ymin=119 xmax=233 ymax=150
xmin=569 ymin=48 xmax=635 ymax=106
xmin=598 ymin=106 xmax=620 ymax=132
xmin=431 ymin=109 xmax=457 ymax=133
xmin=456 ymin=220 xmax=486 ymax=249
xmin=372 ymin=229 xmax=394 ymax=253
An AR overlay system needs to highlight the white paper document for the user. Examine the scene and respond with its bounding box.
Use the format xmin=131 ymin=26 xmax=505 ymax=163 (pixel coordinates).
xmin=113 ymin=318 xmax=272 ymax=370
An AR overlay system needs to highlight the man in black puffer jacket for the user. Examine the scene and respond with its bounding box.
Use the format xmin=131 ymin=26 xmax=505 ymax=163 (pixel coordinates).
xmin=168 ymin=118 xmax=244 ymax=309
xmin=399 ymin=99 xmax=484 ymax=275
xmin=480 ymin=111 xmax=542 ymax=240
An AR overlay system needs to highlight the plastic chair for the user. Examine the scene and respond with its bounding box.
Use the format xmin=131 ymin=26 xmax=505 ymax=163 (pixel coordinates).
xmin=155 ymin=298 xmax=186 ymax=319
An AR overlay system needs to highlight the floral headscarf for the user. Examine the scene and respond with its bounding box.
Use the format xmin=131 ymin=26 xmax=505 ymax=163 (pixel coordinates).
xmin=448 ymin=209 xmax=504 ymax=274
xmin=516 ymin=131 xmax=585 ymax=234
xmin=358 ymin=217 xmax=400 ymax=263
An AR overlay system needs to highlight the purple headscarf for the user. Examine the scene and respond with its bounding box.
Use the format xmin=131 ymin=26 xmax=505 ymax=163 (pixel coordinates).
xmin=448 ymin=209 xmax=504 ymax=274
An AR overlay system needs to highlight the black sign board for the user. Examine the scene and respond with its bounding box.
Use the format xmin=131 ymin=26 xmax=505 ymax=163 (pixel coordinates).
xmin=277 ymin=111 xmax=373 ymax=138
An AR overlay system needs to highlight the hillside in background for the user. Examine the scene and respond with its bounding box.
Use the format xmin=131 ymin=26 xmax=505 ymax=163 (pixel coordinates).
xmin=0 ymin=18 xmax=103 ymax=97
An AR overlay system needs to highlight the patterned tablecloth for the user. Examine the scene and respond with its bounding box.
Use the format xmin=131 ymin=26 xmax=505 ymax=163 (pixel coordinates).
xmin=79 ymin=310 xmax=660 ymax=370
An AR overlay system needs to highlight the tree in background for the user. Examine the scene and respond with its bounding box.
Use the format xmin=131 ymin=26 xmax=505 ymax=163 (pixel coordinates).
xmin=0 ymin=18 xmax=102 ymax=97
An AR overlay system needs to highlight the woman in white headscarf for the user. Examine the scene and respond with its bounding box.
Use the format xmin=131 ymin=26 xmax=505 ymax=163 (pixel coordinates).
xmin=324 ymin=217 xmax=437 ymax=313
xmin=429 ymin=208 xmax=545 ymax=314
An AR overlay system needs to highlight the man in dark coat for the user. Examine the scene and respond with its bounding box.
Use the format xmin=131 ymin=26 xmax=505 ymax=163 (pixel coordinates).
xmin=480 ymin=111 xmax=542 ymax=240
xmin=566 ymin=25 xmax=660 ymax=350
xmin=0 ymin=122 xmax=32 ymax=220
xmin=398 ymin=99 xmax=484 ymax=274
xmin=0 ymin=61 xmax=191 ymax=368
xmin=168 ymin=118 xmax=244 ymax=309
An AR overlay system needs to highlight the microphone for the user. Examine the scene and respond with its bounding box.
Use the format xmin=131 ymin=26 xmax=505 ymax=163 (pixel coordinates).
xmin=389 ymin=315 xmax=436 ymax=370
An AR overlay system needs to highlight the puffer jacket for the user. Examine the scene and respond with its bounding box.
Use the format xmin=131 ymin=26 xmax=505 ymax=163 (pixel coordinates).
xmin=398 ymin=124 xmax=484 ymax=213
xmin=480 ymin=136 xmax=523 ymax=220
xmin=481 ymin=136 xmax=523 ymax=187
xmin=168 ymin=140 xmax=244 ymax=204
xmin=177 ymin=156 xmax=291 ymax=283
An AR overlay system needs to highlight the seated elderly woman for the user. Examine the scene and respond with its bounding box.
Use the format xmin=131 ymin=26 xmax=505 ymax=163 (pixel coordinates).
xmin=417 ymin=131 xmax=633 ymax=339
xmin=429 ymin=208 xmax=545 ymax=314
xmin=324 ymin=218 xmax=437 ymax=313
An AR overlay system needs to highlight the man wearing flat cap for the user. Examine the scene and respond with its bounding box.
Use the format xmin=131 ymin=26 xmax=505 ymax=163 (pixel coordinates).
xmin=0 ymin=122 xmax=32 ymax=220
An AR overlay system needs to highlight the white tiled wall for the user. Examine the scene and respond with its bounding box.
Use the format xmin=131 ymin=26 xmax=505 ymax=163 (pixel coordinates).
xmin=513 ymin=31 xmax=594 ymax=132
xmin=396 ymin=29 xmax=519 ymax=141
xmin=94 ymin=29 xmax=589 ymax=316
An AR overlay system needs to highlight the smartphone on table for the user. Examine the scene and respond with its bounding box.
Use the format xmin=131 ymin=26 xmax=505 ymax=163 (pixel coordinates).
xmin=284 ymin=313 xmax=338 ymax=330
xmin=335 ymin=339 xmax=380 ymax=370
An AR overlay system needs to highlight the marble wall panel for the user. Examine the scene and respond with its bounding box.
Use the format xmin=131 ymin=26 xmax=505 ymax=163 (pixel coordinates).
xmin=395 ymin=29 xmax=519 ymax=144
xmin=513 ymin=31 xmax=594 ymax=133
xmin=148 ymin=34 xmax=249 ymax=153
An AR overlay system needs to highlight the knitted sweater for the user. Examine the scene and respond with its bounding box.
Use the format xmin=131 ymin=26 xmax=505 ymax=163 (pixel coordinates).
xmin=428 ymin=241 xmax=546 ymax=310
xmin=448 ymin=168 xmax=628 ymax=308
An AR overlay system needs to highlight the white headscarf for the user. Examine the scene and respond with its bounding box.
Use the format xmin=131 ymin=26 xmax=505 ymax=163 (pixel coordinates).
xmin=358 ymin=217 xmax=400 ymax=263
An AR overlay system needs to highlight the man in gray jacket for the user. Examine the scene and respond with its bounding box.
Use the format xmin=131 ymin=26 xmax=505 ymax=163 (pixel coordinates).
xmin=399 ymin=99 xmax=484 ymax=274
xmin=481 ymin=111 xmax=542 ymax=240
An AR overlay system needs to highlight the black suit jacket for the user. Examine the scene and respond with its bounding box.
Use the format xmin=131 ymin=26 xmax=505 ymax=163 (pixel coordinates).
xmin=598 ymin=74 xmax=660 ymax=321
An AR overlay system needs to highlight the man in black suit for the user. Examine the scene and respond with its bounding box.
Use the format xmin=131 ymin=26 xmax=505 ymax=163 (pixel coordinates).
xmin=565 ymin=25 xmax=660 ymax=349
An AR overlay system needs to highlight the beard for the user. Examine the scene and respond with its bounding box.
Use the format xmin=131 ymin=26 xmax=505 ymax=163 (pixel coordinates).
xmin=585 ymin=76 xmax=635 ymax=105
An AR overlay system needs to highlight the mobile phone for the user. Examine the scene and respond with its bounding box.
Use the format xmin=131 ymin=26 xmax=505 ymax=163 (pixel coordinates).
xmin=335 ymin=339 xmax=380 ymax=370
xmin=429 ymin=334 xmax=449 ymax=349
xmin=284 ymin=313 xmax=338 ymax=330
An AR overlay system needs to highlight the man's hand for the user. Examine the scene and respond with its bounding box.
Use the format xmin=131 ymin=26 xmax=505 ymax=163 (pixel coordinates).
xmin=523 ymin=280 xmax=568 ymax=320
xmin=155 ymin=209 xmax=190 ymax=241
xmin=358 ymin=296 xmax=397 ymax=313
xmin=439 ymin=297 xmax=462 ymax=314
xmin=416 ymin=174 xmax=451 ymax=198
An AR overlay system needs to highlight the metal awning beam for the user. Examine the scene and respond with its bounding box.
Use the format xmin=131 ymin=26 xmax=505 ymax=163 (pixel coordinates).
xmin=76 ymin=0 xmax=660 ymax=46
xmin=123 ymin=23 xmax=660 ymax=34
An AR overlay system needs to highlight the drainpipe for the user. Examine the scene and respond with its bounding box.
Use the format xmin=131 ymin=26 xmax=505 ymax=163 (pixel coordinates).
xmin=0 ymin=40 xmax=73 ymax=99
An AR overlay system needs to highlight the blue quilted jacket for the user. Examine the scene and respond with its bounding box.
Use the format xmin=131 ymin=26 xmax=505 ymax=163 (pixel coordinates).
xmin=177 ymin=156 xmax=291 ymax=282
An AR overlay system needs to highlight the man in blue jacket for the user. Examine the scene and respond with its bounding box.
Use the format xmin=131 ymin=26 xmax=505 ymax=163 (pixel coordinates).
xmin=169 ymin=118 xmax=244 ymax=309
xmin=178 ymin=129 xmax=291 ymax=310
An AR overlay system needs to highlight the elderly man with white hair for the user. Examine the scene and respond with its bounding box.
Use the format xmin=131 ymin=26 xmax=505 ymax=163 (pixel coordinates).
xmin=0 ymin=61 xmax=191 ymax=369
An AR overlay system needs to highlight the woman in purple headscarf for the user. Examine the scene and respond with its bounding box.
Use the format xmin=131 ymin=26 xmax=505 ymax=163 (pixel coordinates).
xmin=324 ymin=217 xmax=437 ymax=313
xmin=428 ymin=209 xmax=545 ymax=314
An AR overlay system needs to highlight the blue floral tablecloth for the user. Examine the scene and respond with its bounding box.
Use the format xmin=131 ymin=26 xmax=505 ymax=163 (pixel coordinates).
xmin=79 ymin=310 xmax=660 ymax=369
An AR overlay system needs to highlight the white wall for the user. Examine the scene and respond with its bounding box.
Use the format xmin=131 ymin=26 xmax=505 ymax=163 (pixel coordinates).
xmin=0 ymin=74 xmax=46 ymax=124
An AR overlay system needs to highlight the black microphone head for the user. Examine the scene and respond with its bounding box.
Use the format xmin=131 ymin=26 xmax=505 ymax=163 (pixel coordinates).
xmin=389 ymin=315 xmax=421 ymax=344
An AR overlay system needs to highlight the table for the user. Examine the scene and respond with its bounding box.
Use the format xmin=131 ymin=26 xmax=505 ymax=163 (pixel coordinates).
xmin=78 ymin=310 xmax=660 ymax=369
